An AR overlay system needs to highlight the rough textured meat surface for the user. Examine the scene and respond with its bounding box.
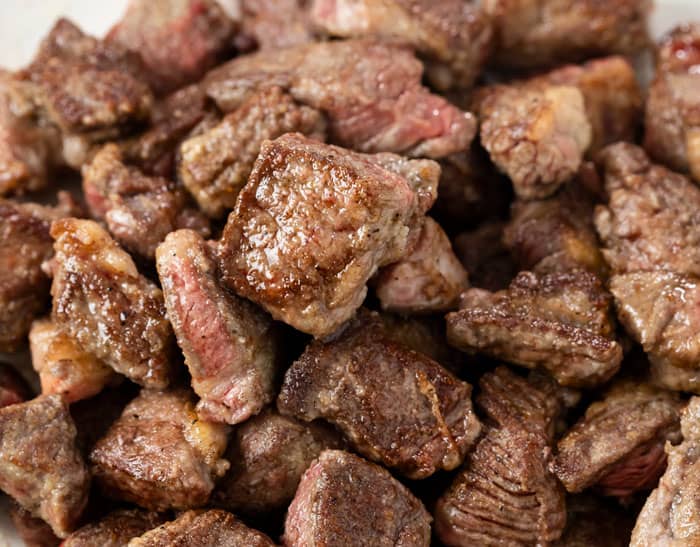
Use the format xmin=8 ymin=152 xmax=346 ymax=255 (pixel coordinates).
xmin=178 ymin=86 xmax=326 ymax=218
xmin=214 ymin=408 xmax=343 ymax=514
xmin=553 ymin=495 xmax=634 ymax=547
xmin=284 ymin=449 xmax=432 ymax=547
xmin=0 ymin=362 xmax=31 ymax=408
xmin=235 ymin=0 xmax=314 ymax=52
xmin=454 ymin=221 xmax=516 ymax=291
xmin=630 ymin=397 xmax=700 ymax=545
xmin=50 ymin=219 xmax=174 ymax=388
xmin=650 ymin=358 xmax=700 ymax=395
xmin=0 ymin=395 xmax=89 ymax=538
xmin=447 ymin=270 xmax=622 ymax=387
xmin=277 ymin=311 xmax=481 ymax=479
xmin=311 ymin=0 xmax=492 ymax=91
xmin=62 ymin=509 xmax=166 ymax=547
xmin=9 ymin=503 xmax=60 ymax=547
xmin=90 ymin=389 xmax=229 ymax=511
xmin=435 ymin=366 xmax=566 ymax=546
xmin=374 ymin=217 xmax=469 ymax=313
xmin=484 ymin=0 xmax=651 ymax=70
xmin=156 ymin=229 xmax=279 ymax=425
xmin=217 ymin=133 xmax=438 ymax=338
xmin=130 ymin=509 xmax=275 ymax=547
xmin=203 ymin=39 xmax=476 ymax=158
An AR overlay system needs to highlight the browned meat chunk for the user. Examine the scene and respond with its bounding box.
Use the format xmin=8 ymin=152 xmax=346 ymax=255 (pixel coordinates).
xmin=435 ymin=366 xmax=566 ymax=546
xmin=156 ymin=229 xmax=279 ymax=425
xmin=284 ymin=449 xmax=432 ymax=547
xmin=277 ymin=311 xmax=481 ymax=479
xmin=90 ymin=389 xmax=229 ymax=510
xmin=553 ymin=495 xmax=634 ymax=547
xmin=50 ymin=219 xmax=174 ymax=388
xmin=630 ymin=397 xmax=700 ymax=545
xmin=178 ymin=86 xmax=326 ymax=218
xmin=217 ymin=133 xmax=438 ymax=337
xmin=650 ymin=358 xmax=700 ymax=396
xmin=9 ymin=503 xmax=60 ymax=547
xmin=0 ymin=362 xmax=31 ymax=408
xmin=453 ymin=221 xmax=516 ymax=291
xmin=0 ymin=395 xmax=89 ymax=538
xmin=236 ymin=0 xmax=314 ymax=52
xmin=447 ymin=270 xmax=622 ymax=387
xmin=203 ymin=40 xmax=476 ymax=158
xmin=62 ymin=509 xmax=166 ymax=547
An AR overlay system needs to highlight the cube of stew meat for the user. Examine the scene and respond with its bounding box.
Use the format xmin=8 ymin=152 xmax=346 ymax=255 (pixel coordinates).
xmin=236 ymin=0 xmax=315 ymax=52
xmin=0 ymin=362 xmax=31 ymax=408
xmin=9 ymin=503 xmax=61 ymax=547
xmin=61 ymin=509 xmax=166 ymax=547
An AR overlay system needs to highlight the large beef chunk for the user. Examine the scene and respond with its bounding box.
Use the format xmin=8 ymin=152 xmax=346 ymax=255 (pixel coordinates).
xmin=553 ymin=495 xmax=635 ymax=547
xmin=0 ymin=395 xmax=90 ymax=538
xmin=90 ymin=389 xmax=229 ymax=510
xmin=235 ymin=0 xmax=314 ymax=52
xmin=447 ymin=270 xmax=622 ymax=387
xmin=284 ymin=449 xmax=432 ymax=547
xmin=0 ymin=362 xmax=31 ymax=408
xmin=217 ymin=133 xmax=438 ymax=338
xmin=277 ymin=311 xmax=481 ymax=479
xmin=203 ymin=39 xmax=476 ymax=158
xmin=9 ymin=503 xmax=60 ymax=547
xmin=454 ymin=221 xmax=516 ymax=291
xmin=50 ymin=219 xmax=174 ymax=388
xmin=435 ymin=366 xmax=567 ymax=546
xmin=156 ymin=229 xmax=279 ymax=425
xmin=62 ymin=509 xmax=166 ymax=547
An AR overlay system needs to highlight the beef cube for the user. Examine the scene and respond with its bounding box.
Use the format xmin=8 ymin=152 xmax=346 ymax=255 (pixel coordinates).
xmin=552 ymin=381 xmax=682 ymax=497
xmin=0 ymin=395 xmax=90 ymax=538
xmin=50 ymin=218 xmax=174 ymax=388
xmin=453 ymin=221 xmax=516 ymax=291
xmin=650 ymin=358 xmax=700 ymax=396
xmin=284 ymin=450 xmax=432 ymax=547
xmin=203 ymin=39 xmax=476 ymax=158
xmin=62 ymin=509 xmax=166 ymax=547
xmin=236 ymin=0 xmax=314 ymax=52
xmin=9 ymin=503 xmax=60 ymax=547
xmin=311 ymin=0 xmax=492 ymax=91
xmin=0 ymin=362 xmax=31 ymax=408
xmin=90 ymin=389 xmax=229 ymax=510
xmin=217 ymin=133 xmax=438 ymax=338
xmin=435 ymin=366 xmax=566 ymax=546
xmin=177 ymin=86 xmax=326 ymax=218
xmin=156 ymin=229 xmax=279 ymax=425
xmin=553 ymin=495 xmax=634 ymax=547
xmin=630 ymin=397 xmax=700 ymax=545
xmin=277 ymin=311 xmax=481 ymax=479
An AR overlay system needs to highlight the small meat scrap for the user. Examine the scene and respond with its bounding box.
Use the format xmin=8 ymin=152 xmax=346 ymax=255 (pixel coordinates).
xmin=156 ymin=229 xmax=279 ymax=425
xmin=0 ymin=395 xmax=90 ymax=538
xmin=214 ymin=408 xmax=344 ymax=514
xmin=218 ymin=133 xmax=438 ymax=338
xmin=178 ymin=86 xmax=326 ymax=218
xmin=435 ymin=366 xmax=567 ymax=546
xmin=454 ymin=221 xmax=516 ymax=291
xmin=90 ymin=389 xmax=229 ymax=511
xmin=284 ymin=450 xmax=432 ymax=547
xmin=50 ymin=219 xmax=174 ymax=388
xmin=236 ymin=0 xmax=314 ymax=52
xmin=62 ymin=509 xmax=166 ymax=547
xmin=553 ymin=495 xmax=635 ymax=547
xmin=630 ymin=397 xmax=700 ymax=545
xmin=0 ymin=362 xmax=31 ymax=408
xmin=204 ymin=39 xmax=476 ymax=158
xmin=9 ymin=503 xmax=60 ymax=547
xmin=277 ymin=311 xmax=481 ymax=479
xmin=552 ymin=381 xmax=682 ymax=497
xmin=447 ymin=270 xmax=622 ymax=387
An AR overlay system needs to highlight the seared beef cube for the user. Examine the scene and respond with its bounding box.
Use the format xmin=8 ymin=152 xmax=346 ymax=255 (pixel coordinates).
xmin=107 ymin=0 xmax=235 ymax=94
xmin=485 ymin=0 xmax=651 ymax=70
xmin=156 ymin=229 xmax=279 ymax=425
xmin=277 ymin=311 xmax=481 ymax=479
xmin=90 ymin=389 xmax=229 ymax=510
xmin=0 ymin=395 xmax=90 ymax=538
xmin=236 ymin=0 xmax=314 ymax=52
xmin=9 ymin=503 xmax=60 ymax=547
xmin=552 ymin=381 xmax=682 ymax=497
xmin=311 ymin=0 xmax=492 ymax=91
xmin=203 ymin=39 xmax=476 ymax=158
xmin=553 ymin=495 xmax=634 ymax=547
xmin=374 ymin=217 xmax=469 ymax=314
xmin=50 ymin=219 xmax=174 ymax=388
xmin=447 ymin=270 xmax=622 ymax=387
xmin=0 ymin=362 xmax=31 ymax=408
xmin=630 ymin=397 xmax=700 ymax=545
xmin=284 ymin=449 xmax=432 ymax=547
xmin=453 ymin=221 xmax=516 ymax=291
xmin=435 ymin=366 xmax=566 ymax=546
xmin=218 ymin=133 xmax=438 ymax=338
xmin=214 ymin=408 xmax=343 ymax=514
xmin=62 ymin=509 xmax=166 ymax=547
xmin=178 ymin=86 xmax=326 ymax=218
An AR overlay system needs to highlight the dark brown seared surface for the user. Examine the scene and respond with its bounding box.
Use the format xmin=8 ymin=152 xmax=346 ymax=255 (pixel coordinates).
xmin=203 ymin=39 xmax=476 ymax=158
xmin=50 ymin=219 xmax=174 ymax=388
xmin=90 ymin=389 xmax=229 ymax=511
xmin=62 ymin=509 xmax=166 ymax=547
xmin=553 ymin=495 xmax=635 ymax=547
xmin=311 ymin=0 xmax=492 ymax=91
xmin=284 ymin=450 xmax=432 ymax=547
xmin=447 ymin=270 xmax=622 ymax=387
xmin=214 ymin=408 xmax=343 ymax=514
xmin=0 ymin=395 xmax=89 ymax=538
xmin=0 ymin=362 xmax=32 ymax=408
xmin=435 ymin=366 xmax=566 ymax=546
xmin=156 ymin=229 xmax=279 ymax=425
xmin=552 ymin=381 xmax=682 ymax=496
xmin=454 ymin=221 xmax=516 ymax=291
xmin=217 ymin=133 xmax=438 ymax=338
xmin=236 ymin=0 xmax=314 ymax=52
xmin=485 ymin=0 xmax=651 ymax=70
xmin=277 ymin=311 xmax=481 ymax=479
xmin=178 ymin=86 xmax=326 ymax=218
xmin=130 ymin=509 xmax=276 ymax=547
xmin=9 ymin=503 xmax=60 ymax=547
